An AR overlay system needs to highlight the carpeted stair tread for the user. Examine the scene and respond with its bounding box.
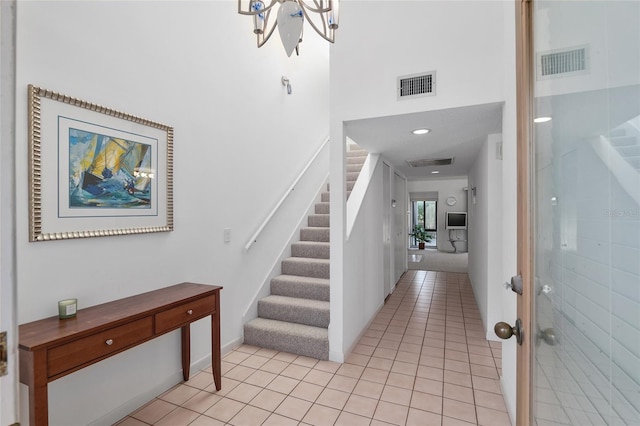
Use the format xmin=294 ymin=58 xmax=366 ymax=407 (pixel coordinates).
xmin=282 ymin=257 xmax=329 ymax=279
xmin=346 ymin=149 xmax=368 ymax=157
xmin=291 ymin=241 xmax=330 ymax=259
xmin=308 ymin=214 xmax=330 ymax=227
xmin=258 ymin=295 xmax=330 ymax=328
xmin=315 ymin=202 xmax=330 ymax=214
xmin=347 ymin=156 xmax=366 ymax=165
xmin=244 ymin=318 xmax=329 ymax=360
xmin=347 ymin=172 xmax=360 ymax=182
xmin=347 ymin=164 xmax=363 ymax=173
xmin=270 ymin=275 xmax=330 ymax=301
xmin=321 ymin=192 xmax=330 ymax=202
xmin=301 ymin=227 xmax=330 ymax=242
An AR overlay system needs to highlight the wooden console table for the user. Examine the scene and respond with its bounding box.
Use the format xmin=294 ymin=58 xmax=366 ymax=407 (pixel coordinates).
xmin=19 ymin=282 xmax=222 ymax=426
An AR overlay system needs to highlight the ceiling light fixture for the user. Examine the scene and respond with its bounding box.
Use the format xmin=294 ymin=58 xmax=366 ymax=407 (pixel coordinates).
xmin=412 ymin=128 xmax=431 ymax=135
xmin=432 ymin=171 xmax=440 ymax=174
xmin=238 ymin=0 xmax=340 ymax=57
xmin=534 ymin=116 xmax=552 ymax=123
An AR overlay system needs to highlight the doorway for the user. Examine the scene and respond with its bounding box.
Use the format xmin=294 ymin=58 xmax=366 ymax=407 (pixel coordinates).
xmin=410 ymin=200 xmax=437 ymax=249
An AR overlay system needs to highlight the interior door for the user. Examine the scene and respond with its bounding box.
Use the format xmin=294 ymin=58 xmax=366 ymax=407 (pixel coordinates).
xmin=510 ymin=0 xmax=640 ymax=424
xmin=393 ymin=172 xmax=406 ymax=285
xmin=383 ymin=163 xmax=391 ymax=296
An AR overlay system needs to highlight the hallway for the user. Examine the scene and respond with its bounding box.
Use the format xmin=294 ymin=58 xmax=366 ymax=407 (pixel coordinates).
xmin=116 ymin=271 xmax=510 ymax=426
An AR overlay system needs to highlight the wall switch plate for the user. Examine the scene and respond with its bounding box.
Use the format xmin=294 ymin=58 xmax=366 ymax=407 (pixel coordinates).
xmin=223 ymin=228 xmax=231 ymax=243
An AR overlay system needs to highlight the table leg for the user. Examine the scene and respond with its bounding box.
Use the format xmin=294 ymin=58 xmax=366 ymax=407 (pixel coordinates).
xmin=181 ymin=324 xmax=190 ymax=381
xmin=21 ymin=349 xmax=49 ymax=426
xmin=212 ymin=299 xmax=221 ymax=390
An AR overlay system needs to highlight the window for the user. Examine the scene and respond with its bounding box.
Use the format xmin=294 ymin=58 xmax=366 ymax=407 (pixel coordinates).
xmin=411 ymin=200 xmax=437 ymax=247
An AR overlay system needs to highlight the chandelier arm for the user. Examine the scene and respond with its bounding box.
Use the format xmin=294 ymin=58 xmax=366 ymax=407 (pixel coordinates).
xmin=297 ymin=0 xmax=332 ymax=13
xmin=257 ymin=14 xmax=278 ymax=47
xmin=299 ymin=6 xmax=334 ymax=43
xmin=238 ymin=0 xmax=279 ymax=16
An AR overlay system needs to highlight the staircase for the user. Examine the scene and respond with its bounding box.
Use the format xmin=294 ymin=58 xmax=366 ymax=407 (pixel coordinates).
xmin=347 ymin=146 xmax=368 ymax=199
xmin=243 ymin=184 xmax=332 ymax=359
xmin=243 ymin=146 xmax=368 ymax=360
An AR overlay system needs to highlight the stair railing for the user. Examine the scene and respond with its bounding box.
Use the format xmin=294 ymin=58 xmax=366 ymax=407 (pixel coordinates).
xmin=244 ymin=137 xmax=330 ymax=251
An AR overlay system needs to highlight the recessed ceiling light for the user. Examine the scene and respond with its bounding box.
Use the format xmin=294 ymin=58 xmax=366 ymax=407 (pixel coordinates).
xmin=412 ymin=128 xmax=431 ymax=135
xmin=534 ymin=116 xmax=552 ymax=123
xmin=432 ymin=171 xmax=440 ymax=174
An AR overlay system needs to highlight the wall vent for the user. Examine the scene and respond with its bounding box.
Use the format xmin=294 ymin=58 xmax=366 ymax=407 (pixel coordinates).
xmin=537 ymin=46 xmax=588 ymax=79
xmin=406 ymin=158 xmax=454 ymax=168
xmin=398 ymin=71 xmax=436 ymax=100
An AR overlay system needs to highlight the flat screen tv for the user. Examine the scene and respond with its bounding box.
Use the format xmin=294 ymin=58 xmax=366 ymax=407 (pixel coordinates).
xmin=446 ymin=212 xmax=467 ymax=230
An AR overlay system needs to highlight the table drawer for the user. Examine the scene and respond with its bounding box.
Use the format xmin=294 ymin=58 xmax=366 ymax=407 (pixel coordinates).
xmin=47 ymin=316 xmax=153 ymax=377
xmin=155 ymin=294 xmax=216 ymax=334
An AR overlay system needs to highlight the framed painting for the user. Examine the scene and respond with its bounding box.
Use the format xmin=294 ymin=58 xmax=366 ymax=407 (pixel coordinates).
xmin=27 ymin=85 xmax=174 ymax=241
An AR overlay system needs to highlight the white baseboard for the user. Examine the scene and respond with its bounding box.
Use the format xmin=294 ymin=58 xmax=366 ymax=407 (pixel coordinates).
xmin=340 ymin=300 xmax=385 ymax=363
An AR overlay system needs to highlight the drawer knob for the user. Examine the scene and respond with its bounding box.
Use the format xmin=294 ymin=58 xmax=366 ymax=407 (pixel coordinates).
xmin=105 ymin=339 xmax=114 ymax=346
xmin=187 ymin=309 xmax=193 ymax=315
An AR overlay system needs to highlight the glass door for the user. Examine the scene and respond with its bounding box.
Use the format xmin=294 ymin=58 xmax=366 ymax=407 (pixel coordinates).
xmin=532 ymin=1 xmax=640 ymax=424
xmin=410 ymin=200 xmax=437 ymax=248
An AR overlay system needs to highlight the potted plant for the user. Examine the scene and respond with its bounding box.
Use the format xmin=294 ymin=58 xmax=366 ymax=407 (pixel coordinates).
xmin=410 ymin=225 xmax=432 ymax=249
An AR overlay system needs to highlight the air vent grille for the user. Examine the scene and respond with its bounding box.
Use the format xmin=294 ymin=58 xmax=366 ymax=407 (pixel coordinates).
xmin=538 ymin=46 xmax=588 ymax=78
xmin=407 ymin=158 xmax=454 ymax=168
xmin=398 ymin=71 xmax=436 ymax=99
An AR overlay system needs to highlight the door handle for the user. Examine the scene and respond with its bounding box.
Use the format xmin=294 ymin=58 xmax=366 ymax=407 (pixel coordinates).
xmin=494 ymin=319 xmax=524 ymax=345
xmin=537 ymin=327 xmax=557 ymax=346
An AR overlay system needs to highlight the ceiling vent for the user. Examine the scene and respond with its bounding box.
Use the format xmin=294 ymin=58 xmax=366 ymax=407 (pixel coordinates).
xmin=398 ymin=71 xmax=436 ymax=100
xmin=537 ymin=46 xmax=588 ymax=79
xmin=407 ymin=158 xmax=454 ymax=168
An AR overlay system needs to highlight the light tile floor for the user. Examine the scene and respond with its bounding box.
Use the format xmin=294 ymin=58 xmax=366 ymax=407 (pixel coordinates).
xmin=115 ymin=271 xmax=510 ymax=426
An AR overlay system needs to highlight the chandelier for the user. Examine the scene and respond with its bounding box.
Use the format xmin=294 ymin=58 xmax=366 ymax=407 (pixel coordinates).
xmin=238 ymin=0 xmax=340 ymax=57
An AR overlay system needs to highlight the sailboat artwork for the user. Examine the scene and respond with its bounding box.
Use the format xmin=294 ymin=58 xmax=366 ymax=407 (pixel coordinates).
xmin=68 ymin=128 xmax=153 ymax=208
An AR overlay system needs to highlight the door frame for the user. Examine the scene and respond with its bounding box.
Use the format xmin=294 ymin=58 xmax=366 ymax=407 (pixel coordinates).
xmin=515 ymin=0 xmax=533 ymax=424
xmin=0 ymin=0 xmax=19 ymax=424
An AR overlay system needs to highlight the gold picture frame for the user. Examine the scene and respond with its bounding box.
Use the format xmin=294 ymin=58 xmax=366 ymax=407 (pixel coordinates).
xmin=28 ymin=84 xmax=174 ymax=241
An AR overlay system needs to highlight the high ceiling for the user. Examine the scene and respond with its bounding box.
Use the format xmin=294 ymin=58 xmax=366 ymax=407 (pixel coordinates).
xmin=344 ymin=102 xmax=505 ymax=180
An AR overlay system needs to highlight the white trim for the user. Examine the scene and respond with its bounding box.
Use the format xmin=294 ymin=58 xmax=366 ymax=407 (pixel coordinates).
xmin=0 ymin=1 xmax=18 ymax=424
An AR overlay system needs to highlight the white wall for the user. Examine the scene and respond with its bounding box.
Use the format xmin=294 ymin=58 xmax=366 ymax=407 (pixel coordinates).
xmin=329 ymin=0 xmax=508 ymax=362
xmin=407 ymin=178 xmax=468 ymax=252
xmin=467 ymin=134 xmax=503 ymax=341
xmin=343 ymin=157 xmax=385 ymax=355
xmin=331 ymin=1 xmax=506 ymax=124
xmin=15 ymin=1 xmax=329 ymax=424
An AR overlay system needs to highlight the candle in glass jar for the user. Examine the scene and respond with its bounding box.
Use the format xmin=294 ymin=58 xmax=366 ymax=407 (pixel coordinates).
xmin=58 ymin=299 xmax=77 ymax=319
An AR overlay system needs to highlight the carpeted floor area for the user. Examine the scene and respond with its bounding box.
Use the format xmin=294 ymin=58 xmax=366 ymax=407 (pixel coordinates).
xmin=408 ymin=248 xmax=468 ymax=273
